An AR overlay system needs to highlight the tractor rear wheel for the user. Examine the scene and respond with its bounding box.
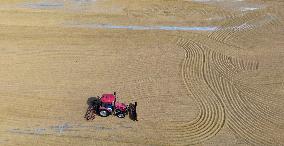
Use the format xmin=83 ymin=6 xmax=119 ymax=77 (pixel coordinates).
xmin=99 ymin=110 xmax=109 ymax=117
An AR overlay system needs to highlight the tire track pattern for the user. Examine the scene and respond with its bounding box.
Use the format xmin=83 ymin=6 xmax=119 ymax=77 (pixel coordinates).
xmin=208 ymin=11 xmax=280 ymax=44
xmin=162 ymin=39 xmax=226 ymax=145
xmin=174 ymin=38 xmax=283 ymax=145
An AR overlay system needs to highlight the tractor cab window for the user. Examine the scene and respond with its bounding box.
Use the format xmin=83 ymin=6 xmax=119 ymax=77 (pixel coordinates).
xmin=102 ymin=103 xmax=112 ymax=108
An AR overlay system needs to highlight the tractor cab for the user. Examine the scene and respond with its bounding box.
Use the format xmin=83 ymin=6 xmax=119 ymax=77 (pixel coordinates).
xmin=99 ymin=94 xmax=116 ymax=114
xmin=101 ymin=94 xmax=116 ymax=106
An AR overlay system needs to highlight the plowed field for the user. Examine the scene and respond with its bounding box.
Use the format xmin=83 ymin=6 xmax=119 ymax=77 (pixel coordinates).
xmin=0 ymin=0 xmax=283 ymax=145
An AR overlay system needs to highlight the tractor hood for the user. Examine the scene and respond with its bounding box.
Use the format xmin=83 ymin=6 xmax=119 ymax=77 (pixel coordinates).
xmin=115 ymin=102 xmax=127 ymax=111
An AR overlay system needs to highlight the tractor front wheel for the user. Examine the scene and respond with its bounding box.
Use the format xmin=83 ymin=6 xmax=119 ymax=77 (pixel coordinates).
xmin=99 ymin=110 xmax=109 ymax=117
xmin=117 ymin=113 xmax=125 ymax=118
xmin=115 ymin=109 xmax=125 ymax=118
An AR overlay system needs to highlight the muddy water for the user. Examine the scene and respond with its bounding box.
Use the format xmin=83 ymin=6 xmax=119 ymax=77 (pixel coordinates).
xmin=20 ymin=0 xmax=99 ymax=10
xmin=67 ymin=23 xmax=218 ymax=31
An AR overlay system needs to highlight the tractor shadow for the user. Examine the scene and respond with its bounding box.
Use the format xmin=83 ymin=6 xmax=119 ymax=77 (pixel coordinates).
xmin=87 ymin=96 xmax=100 ymax=107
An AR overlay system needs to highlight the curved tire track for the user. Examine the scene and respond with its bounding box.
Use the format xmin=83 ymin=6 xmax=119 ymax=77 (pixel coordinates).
xmin=162 ymin=38 xmax=225 ymax=145
xmin=208 ymin=11 xmax=280 ymax=44
xmin=173 ymin=38 xmax=283 ymax=145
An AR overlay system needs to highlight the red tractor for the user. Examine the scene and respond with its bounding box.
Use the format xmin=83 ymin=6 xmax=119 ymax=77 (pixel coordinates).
xmin=84 ymin=92 xmax=137 ymax=121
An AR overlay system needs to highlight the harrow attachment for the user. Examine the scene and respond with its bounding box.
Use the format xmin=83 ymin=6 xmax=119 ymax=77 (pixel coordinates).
xmin=84 ymin=97 xmax=101 ymax=121
xmin=84 ymin=106 xmax=96 ymax=120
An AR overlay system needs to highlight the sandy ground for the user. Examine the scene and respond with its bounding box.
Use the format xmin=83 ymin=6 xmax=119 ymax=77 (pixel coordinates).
xmin=0 ymin=0 xmax=283 ymax=145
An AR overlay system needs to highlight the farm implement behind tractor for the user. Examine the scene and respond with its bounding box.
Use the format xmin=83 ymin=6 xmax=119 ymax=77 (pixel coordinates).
xmin=84 ymin=92 xmax=137 ymax=121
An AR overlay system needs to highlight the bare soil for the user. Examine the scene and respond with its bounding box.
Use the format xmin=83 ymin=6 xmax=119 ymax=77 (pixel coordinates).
xmin=0 ymin=0 xmax=283 ymax=145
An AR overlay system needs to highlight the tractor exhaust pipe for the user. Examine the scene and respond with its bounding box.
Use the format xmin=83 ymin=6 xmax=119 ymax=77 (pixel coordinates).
xmin=114 ymin=92 xmax=116 ymax=96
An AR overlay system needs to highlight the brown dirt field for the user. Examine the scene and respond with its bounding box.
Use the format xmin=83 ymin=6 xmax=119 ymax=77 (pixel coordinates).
xmin=0 ymin=0 xmax=283 ymax=145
